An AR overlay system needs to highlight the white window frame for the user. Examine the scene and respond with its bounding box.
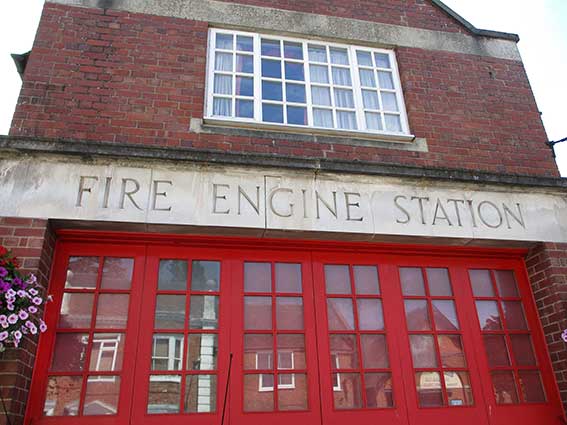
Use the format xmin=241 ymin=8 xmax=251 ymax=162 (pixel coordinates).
xmin=255 ymin=351 xmax=296 ymax=392
xmin=151 ymin=334 xmax=183 ymax=381
xmin=88 ymin=334 xmax=122 ymax=382
xmin=205 ymin=28 xmax=413 ymax=141
xmin=331 ymin=354 xmax=342 ymax=392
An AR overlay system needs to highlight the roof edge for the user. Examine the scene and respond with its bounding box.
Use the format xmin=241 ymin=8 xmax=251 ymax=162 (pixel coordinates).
xmin=431 ymin=0 xmax=520 ymax=42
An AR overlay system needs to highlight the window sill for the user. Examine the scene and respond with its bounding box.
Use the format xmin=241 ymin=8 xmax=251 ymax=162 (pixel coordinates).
xmin=191 ymin=118 xmax=428 ymax=152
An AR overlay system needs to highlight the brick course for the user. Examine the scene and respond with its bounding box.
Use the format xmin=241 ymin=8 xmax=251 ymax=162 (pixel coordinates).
xmin=8 ymin=3 xmax=559 ymax=178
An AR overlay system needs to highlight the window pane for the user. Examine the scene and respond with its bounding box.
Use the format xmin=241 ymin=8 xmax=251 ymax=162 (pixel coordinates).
xmin=147 ymin=375 xmax=181 ymax=414
xmin=215 ymin=33 xmax=233 ymax=50
xmin=314 ymin=108 xmax=333 ymax=128
xmin=327 ymin=298 xmax=355 ymax=330
xmin=43 ymin=376 xmax=82 ymax=416
xmin=236 ymin=54 xmax=253 ymax=73
xmin=66 ymin=256 xmax=99 ymax=289
xmin=333 ymin=373 xmax=362 ymax=409
xmin=469 ymin=269 xmax=495 ymax=297
xmin=261 ymin=39 xmax=280 ymax=57
xmin=325 ymin=265 xmax=351 ymax=294
xmin=236 ymin=76 xmax=253 ymax=96
xmin=187 ymin=334 xmax=217 ymax=370
xmin=90 ymin=333 xmax=125 ymax=372
xmin=51 ymin=333 xmax=88 ymax=372
xmin=189 ymin=295 xmax=219 ymax=329
xmin=374 ymin=53 xmax=390 ymax=68
xmin=213 ymin=74 xmax=232 ymax=95
xmin=185 ymin=375 xmax=217 ymax=413
xmin=284 ymin=42 xmax=303 ymax=59
xmin=275 ymin=263 xmax=302 ymax=293
xmin=426 ymin=268 xmax=452 ymax=296
xmin=332 ymin=67 xmax=352 ymax=86
xmin=83 ymin=376 xmax=120 ymax=415
xmin=365 ymin=112 xmax=382 ymax=130
xmin=278 ymin=334 xmax=306 ymax=369
xmin=155 ymin=295 xmax=185 ymax=329
xmin=357 ymin=299 xmax=384 ymax=330
xmin=495 ymin=270 xmax=520 ymax=297
xmin=245 ymin=262 xmax=271 ymax=293
xmin=445 ymin=371 xmax=474 ymax=406
xmin=362 ymin=90 xmax=379 ymax=109
xmin=518 ymin=371 xmax=546 ymax=403
xmin=354 ymin=266 xmax=380 ymax=295
xmin=152 ymin=334 xmax=183 ymax=371
xmin=308 ymin=45 xmax=327 ymax=62
xmin=286 ymin=83 xmax=306 ymax=103
xmin=214 ymin=52 xmax=232 ymax=71
xmin=415 ymin=372 xmax=443 ymax=407
xmin=261 ymin=59 xmax=281 ymax=78
xmin=410 ymin=335 xmax=437 ymax=368
xmin=502 ymin=301 xmax=528 ymax=330
xmin=475 ymin=300 xmax=502 ymax=330
xmin=287 ymin=106 xmax=307 ymax=125
xmin=361 ymin=334 xmax=389 ymax=369
xmin=309 ymin=64 xmax=329 ymax=83
xmin=384 ymin=114 xmax=402 ymax=132
xmin=492 ymin=371 xmax=519 ymax=404
xmin=356 ymin=51 xmax=372 ymax=66
xmin=244 ymin=334 xmax=273 ymax=370
xmin=359 ymin=69 xmax=376 ymax=87
xmin=236 ymin=35 xmax=253 ymax=52
xmin=365 ymin=373 xmax=393 ymax=408
xmin=236 ymin=99 xmax=254 ymax=118
xmin=400 ymin=267 xmax=425 ymax=296
xmin=377 ymin=71 xmax=394 ymax=89
xmin=59 ymin=293 xmax=94 ymax=328
xmin=213 ymin=97 xmax=231 ymax=116
xmin=101 ymin=258 xmax=133 ymax=290
xmin=279 ymin=374 xmax=308 ymax=410
xmin=244 ymin=296 xmax=272 ymax=330
xmin=191 ymin=261 xmax=220 ymax=292
xmin=509 ymin=334 xmax=536 ymax=366
xmin=244 ymin=374 xmax=274 ymax=411
xmin=438 ymin=334 xmax=466 ymax=368
xmin=285 ymin=62 xmax=304 ymax=81
xmin=158 ymin=260 xmax=187 ymax=291
xmin=330 ymin=48 xmax=349 ymax=65
xmin=330 ymin=334 xmax=358 ymax=368
xmin=337 ymin=111 xmax=357 ymax=129
xmin=404 ymin=299 xmax=431 ymax=331
xmin=483 ymin=335 xmax=511 ymax=367
xmin=262 ymin=103 xmax=284 ymax=123
xmin=276 ymin=297 xmax=304 ymax=330
xmin=432 ymin=300 xmax=459 ymax=331
xmin=381 ymin=92 xmax=399 ymax=111
xmin=262 ymin=80 xmax=283 ymax=101
xmin=96 ymin=294 xmax=129 ymax=329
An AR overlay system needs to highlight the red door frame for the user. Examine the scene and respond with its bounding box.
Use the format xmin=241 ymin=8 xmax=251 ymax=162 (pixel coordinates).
xmin=24 ymin=230 xmax=565 ymax=425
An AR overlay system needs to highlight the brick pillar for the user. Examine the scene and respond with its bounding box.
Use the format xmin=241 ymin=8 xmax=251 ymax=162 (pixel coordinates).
xmin=0 ymin=218 xmax=55 ymax=425
xmin=526 ymin=242 xmax=567 ymax=413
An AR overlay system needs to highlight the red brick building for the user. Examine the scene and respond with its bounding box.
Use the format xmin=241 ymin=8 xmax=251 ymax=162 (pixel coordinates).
xmin=1 ymin=0 xmax=566 ymax=424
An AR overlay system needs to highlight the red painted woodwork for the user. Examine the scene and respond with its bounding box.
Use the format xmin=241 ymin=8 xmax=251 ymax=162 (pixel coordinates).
xmin=24 ymin=233 xmax=565 ymax=425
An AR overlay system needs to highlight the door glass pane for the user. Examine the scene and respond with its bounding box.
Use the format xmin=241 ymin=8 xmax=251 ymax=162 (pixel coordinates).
xmin=185 ymin=375 xmax=217 ymax=412
xmin=415 ymin=372 xmax=443 ymax=407
xmin=191 ymin=261 xmax=220 ymax=292
xmin=357 ymin=299 xmax=384 ymax=330
xmin=244 ymin=296 xmax=272 ymax=330
xmin=353 ymin=266 xmax=379 ymax=295
xmin=187 ymin=334 xmax=218 ymax=370
xmin=325 ymin=265 xmax=351 ymax=294
xmin=426 ymin=268 xmax=452 ymax=296
xmin=518 ymin=371 xmax=546 ymax=403
xmin=502 ymin=301 xmax=528 ymax=330
xmin=51 ymin=333 xmax=89 ymax=372
xmin=189 ymin=295 xmax=219 ymax=329
xmin=65 ymin=256 xmax=99 ymax=289
xmin=327 ymin=298 xmax=355 ymax=330
xmin=244 ymin=334 xmax=273 ymax=370
xmin=90 ymin=333 xmax=125 ymax=371
xmin=333 ymin=373 xmax=362 ymax=409
xmin=95 ymin=294 xmax=129 ymax=329
xmin=147 ymin=375 xmax=181 ymax=413
xmin=483 ymin=335 xmax=510 ymax=367
xmin=444 ymin=371 xmax=473 ymax=406
xmin=329 ymin=334 xmax=359 ymax=369
xmin=492 ymin=371 xmax=519 ymax=404
xmin=400 ymin=267 xmax=425 ymax=296
xmin=158 ymin=260 xmax=187 ymax=291
xmin=494 ymin=270 xmax=519 ymax=297
xmin=58 ymin=293 xmax=94 ymax=328
xmin=365 ymin=373 xmax=393 ymax=408
xmin=438 ymin=334 xmax=466 ymax=368
xmin=475 ymin=300 xmax=502 ymax=330
xmin=151 ymin=334 xmax=183 ymax=371
xmin=245 ymin=263 xmax=271 ymax=293
xmin=509 ymin=334 xmax=536 ymax=366
xmin=360 ymin=334 xmax=389 ymax=369
xmin=432 ymin=300 xmax=459 ymax=331
xmin=154 ymin=295 xmax=185 ymax=329
xmin=275 ymin=263 xmax=302 ymax=293
xmin=409 ymin=335 xmax=437 ymax=368
xmin=101 ymin=258 xmax=134 ymax=290
xmin=404 ymin=299 xmax=431 ymax=330
xmin=43 ymin=376 xmax=82 ymax=416
xmin=83 ymin=376 xmax=120 ymax=415
xmin=278 ymin=373 xmax=308 ymax=411
xmin=469 ymin=270 xmax=495 ymax=297
xmin=278 ymin=334 xmax=306 ymax=369
xmin=244 ymin=374 xmax=274 ymax=411
xmin=276 ymin=297 xmax=304 ymax=329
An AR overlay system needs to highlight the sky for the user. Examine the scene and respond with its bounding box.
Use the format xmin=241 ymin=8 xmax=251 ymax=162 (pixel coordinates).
xmin=0 ymin=1 xmax=565 ymax=176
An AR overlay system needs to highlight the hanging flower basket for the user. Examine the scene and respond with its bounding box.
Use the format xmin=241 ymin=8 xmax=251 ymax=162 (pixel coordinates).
xmin=0 ymin=246 xmax=49 ymax=351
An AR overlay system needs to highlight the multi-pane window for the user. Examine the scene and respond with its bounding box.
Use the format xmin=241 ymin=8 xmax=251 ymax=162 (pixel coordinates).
xmin=400 ymin=267 xmax=474 ymax=407
xmin=470 ymin=269 xmax=546 ymax=404
xmin=206 ymin=29 xmax=410 ymax=136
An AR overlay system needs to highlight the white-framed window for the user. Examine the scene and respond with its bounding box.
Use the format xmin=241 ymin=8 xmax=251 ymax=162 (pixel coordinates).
xmin=205 ymin=28 xmax=412 ymax=138
xmin=256 ymin=351 xmax=296 ymax=391
xmin=331 ymin=354 xmax=342 ymax=392
xmin=151 ymin=334 xmax=183 ymax=372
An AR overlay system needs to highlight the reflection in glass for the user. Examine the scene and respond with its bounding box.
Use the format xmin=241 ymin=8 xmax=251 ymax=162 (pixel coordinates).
xmin=275 ymin=263 xmax=302 ymax=293
xmin=262 ymin=103 xmax=284 ymax=123
xmin=101 ymin=258 xmax=133 ymax=290
xmin=438 ymin=334 xmax=466 ymax=368
xmin=65 ymin=257 xmax=99 ymax=289
xmin=404 ymin=299 xmax=431 ymax=331
xmin=432 ymin=300 xmax=459 ymax=331
xmin=492 ymin=371 xmax=519 ymax=404
xmin=509 ymin=334 xmax=536 ymax=366
xmin=494 ymin=270 xmax=519 ymax=297
xmin=469 ymin=269 xmax=494 ymax=297
xmin=147 ymin=375 xmax=181 ymax=413
xmin=244 ymin=296 xmax=272 ymax=330
xmin=518 ymin=371 xmax=546 ymax=403
xmin=354 ymin=266 xmax=380 ymax=295
xmin=158 ymin=260 xmax=187 ymax=291
xmin=475 ymin=301 xmax=502 ymax=330
xmin=189 ymin=296 xmax=219 ymax=329
xmin=95 ymin=294 xmax=129 ymax=329
xmin=483 ymin=335 xmax=510 ymax=367
xmin=327 ymin=298 xmax=355 ymax=330
xmin=409 ymin=335 xmax=437 ymax=368
xmin=244 ymin=374 xmax=274 ymax=411
xmin=357 ymin=299 xmax=384 ymax=330
xmin=329 ymin=334 xmax=358 ymax=369
xmin=51 ymin=333 xmax=89 ymax=372
xmin=154 ymin=295 xmax=185 ymax=329
xmin=244 ymin=334 xmax=273 ymax=370
xmin=191 ymin=261 xmax=220 ymax=292
xmin=426 ymin=268 xmax=452 ymax=296
xmin=245 ymin=262 xmax=271 ymax=293
xmin=151 ymin=334 xmax=183 ymax=371
xmin=278 ymin=334 xmax=306 ymax=369
xmin=444 ymin=371 xmax=474 ymax=406
xmin=399 ymin=267 xmax=425 ymax=296
xmin=276 ymin=297 xmax=304 ymax=330
xmin=333 ymin=373 xmax=362 ymax=409
xmin=83 ymin=376 xmax=120 ymax=415
xmin=279 ymin=374 xmax=308 ymax=411
xmin=185 ymin=375 xmax=217 ymax=412
xmin=416 ymin=371 xmax=443 ymax=407
xmin=324 ymin=265 xmax=351 ymax=294
xmin=360 ymin=334 xmax=389 ymax=369
xmin=502 ymin=301 xmax=528 ymax=330
xmin=43 ymin=376 xmax=82 ymax=416
xmin=365 ymin=373 xmax=393 ymax=408
xmin=187 ymin=334 xmax=218 ymax=370
xmin=58 ymin=293 xmax=94 ymax=328
xmin=90 ymin=333 xmax=124 ymax=372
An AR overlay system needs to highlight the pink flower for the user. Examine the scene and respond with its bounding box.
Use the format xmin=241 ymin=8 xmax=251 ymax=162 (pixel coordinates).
xmin=13 ymin=330 xmax=22 ymax=340
xmin=18 ymin=310 xmax=29 ymax=320
xmin=7 ymin=314 xmax=18 ymax=325
xmin=29 ymin=288 xmax=38 ymax=296
xmin=28 ymin=306 xmax=38 ymax=314
xmin=32 ymin=297 xmax=43 ymax=306
xmin=39 ymin=321 xmax=47 ymax=333
xmin=0 ymin=331 xmax=8 ymax=342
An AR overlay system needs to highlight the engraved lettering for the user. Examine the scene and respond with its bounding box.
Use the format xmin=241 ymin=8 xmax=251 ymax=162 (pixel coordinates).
xmin=152 ymin=180 xmax=172 ymax=211
xmin=238 ymin=185 xmax=260 ymax=215
xmin=432 ymin=199 xmax=452 ymax=226
xmin=102 ymin=177 xmax=112 ymax=209
xmin=212 ymin=183 xmax=230 ymax=214
xmin=503 ymin=203 xmax=525 ymax=229
xmin=446 ymin=199 xmax=465 ymax=227
xmin=316 ymin=191 xmax=337 ymax=219
xmin=394 ymin=195 xmax=411 ymax=224
xmin=76 ymin=176 xmax=98 ymax=207
xmin=344 ymin=192 xmax=363 ymax=222
xmin=466 ymin=199 xmax=478 ymax=228
xmin=477 ymin=200 xmax=503 ymax=229
xmin=411 ymin=196 xmax=430 ymax=225
xmin=302 ymin=189 xmax=308 ymax=219
xmin=269 ymin=188 xmax=294 ymax=218
xmin=119 ymin=178 xmax=142 ymax=210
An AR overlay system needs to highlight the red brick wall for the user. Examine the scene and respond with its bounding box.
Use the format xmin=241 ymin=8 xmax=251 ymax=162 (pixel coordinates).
xmin=8 ymin=3 xmax=559 ymax=178
xmin=0 ymin=218 xmax=56 ymax=425
xmin=526 ymin=243 xmax=567 ymax=411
